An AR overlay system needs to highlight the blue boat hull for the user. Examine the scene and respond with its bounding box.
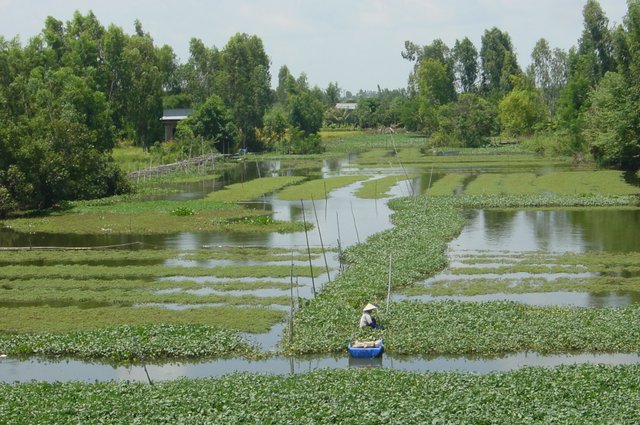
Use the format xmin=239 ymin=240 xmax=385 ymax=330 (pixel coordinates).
xmin=348 ymin=342 xmax=384 ymax=358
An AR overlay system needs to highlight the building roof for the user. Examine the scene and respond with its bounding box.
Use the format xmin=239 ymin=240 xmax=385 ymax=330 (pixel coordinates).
xmin=335 ymin=102 xmax=358 ymax=110
xmin=160 ymin=108 xmax=193 ymax=121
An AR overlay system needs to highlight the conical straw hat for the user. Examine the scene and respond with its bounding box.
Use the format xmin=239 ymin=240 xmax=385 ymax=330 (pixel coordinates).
xmin=363 ymin=303 xmax=378 ymax=311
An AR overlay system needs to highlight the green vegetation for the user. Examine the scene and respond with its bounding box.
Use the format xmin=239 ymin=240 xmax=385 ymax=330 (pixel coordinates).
xmin=1 ymin=198 xmax=308 ymax=234
xmin=207 ymin=176 xmax=305 ymax=202
xmin=0 ymin=306 xmax=285 ymax=336
xmin=277 ymin=175 xmax=368 ymax=200
xmin=463 ymin=170 xmax=640 ymax=196
xmin=401 ymin=250 xmax=640 ymax=296
xmin=354 ymin=174 xmax=416 ymax=199
xmin=0 ymin=247 xmax=318 ymax=265
xmin=2 ymin=366 xmax=639 ymax=423
xmin=426 ymin=173 xmax=468 ymax=196
xmin=402 ymin=276 xmax=640 ymax=297
xmin=387 ymin=301 xmax=640 ymax=355
xmin=0 ymin=246 xmax=323 ymax=351
xmin=287 ymin=194 xmax=640 ymax=355
xmin=0 ymin=324 xmax=261 ymax=361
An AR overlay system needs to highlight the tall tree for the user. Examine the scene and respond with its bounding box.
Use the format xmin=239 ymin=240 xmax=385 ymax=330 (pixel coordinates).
xmin=583 ymin=72 xmax=638 ymax=170
xmin=325 ymin=81 xmax=341 ymax=107
xmin=182 ymin=38 xmax=220 ymax=105
xmin=122 ymin=31 xmax=163 ymax=148
xmin=578 ymin=0 xmax=615 ymax=83
xmin=417 ymin=58 xmax=456 ymax=134
xmin=289 ymin=91 xmax=324 ymax=136
xmin=527 ymin=39 xmax=568 ymax=118
xmin=276 ymin=65 xmax=297 ymax=105
xmin=480 ymin=27 xmax=521 ymax=98
xmin=453 ymin=37 xmax=479 ymax=93
xmin=219 ymin=33 xmax=271 ymax=151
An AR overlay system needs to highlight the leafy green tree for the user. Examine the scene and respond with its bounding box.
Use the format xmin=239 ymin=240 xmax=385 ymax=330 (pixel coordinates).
xmin=417 ymin=58 xmax=456 ymax=133
xmin=578 ymin=0 xmax=615 ymax=82
xmin=263 ymin=105 xmax=289 ymax=152
xmin=219 ymin=33 xmax=271 ymax=151
xmin=182 ymin=94 xmax=235 ymax=154
xmin=498 ymin=81 xmax=549 ymax=137
xmin=402 ymin=39 xmax=455 ymax=97
xmin=356 ymin=97 xmax=382 ymax=129
xmin=583 ymin=72 xmax=638 ymax=169
xmin=181 ymin=38 xmax=220 ymax=105
xmin=122 ymin=33 xmax=163 ymax=148
xmin=453 ymin=37 xmax=478 ymax=93
xmin=554 ymin=2 xmax=614 ymax=150
xmin=527 ymin=39 xmax=568 ymax=117
xmin=435 ymin=93 xmax=497 ymax=147
xmin=325 ymin=82 xmax=341 ymax=107
xmin=289 ymin=127 xmax=322 ymax=154
xmin=0 ymin=66 xmax=128 ymax=213
xmin=289 ymin=91 xmax=324 ymax=136
xmin=275 ymin=65 xmax=297 ymax=105
xmin=398 ymin=96 xmax=421 ymax=131
xmin=480 ymin=27 xmax=521 ymax=98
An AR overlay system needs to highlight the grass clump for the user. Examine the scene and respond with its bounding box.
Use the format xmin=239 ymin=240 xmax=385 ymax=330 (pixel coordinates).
xmin=207 ymin=176 xmax=305 ymax=202
xmin=277 ymin=175 xmax=368 ymax=200
xmin=354 ymin=174 xmax=416 ymax=199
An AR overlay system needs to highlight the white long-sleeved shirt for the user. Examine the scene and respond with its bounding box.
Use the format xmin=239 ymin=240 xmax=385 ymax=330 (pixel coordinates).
xmin=359 ymin=312 xmax=374 ymax=328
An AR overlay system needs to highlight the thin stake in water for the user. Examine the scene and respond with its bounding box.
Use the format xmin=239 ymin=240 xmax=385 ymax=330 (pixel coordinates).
xmin=350 ymin=201 xmax=360 ymax=244
xmin=300 ymin=199 xmax=316 ymax=298
xmin=311 ymin=196 xmax=331 ymax=285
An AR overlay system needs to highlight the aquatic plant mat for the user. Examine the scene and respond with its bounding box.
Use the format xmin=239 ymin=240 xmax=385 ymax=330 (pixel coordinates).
xmin=2 ymin=366 xmax=639 ymax=423
xmin=2 ymin=197 xmax=307 ymax=234
xmin=401 ymin=251 xmax=640 ymax=296
xmin=432 ymin=170 xmax=640 ymax=196
xmin=287 ymin=195 xmax=640 ymax=356
xmin=0 ymin=247 xmax=327 ymax=359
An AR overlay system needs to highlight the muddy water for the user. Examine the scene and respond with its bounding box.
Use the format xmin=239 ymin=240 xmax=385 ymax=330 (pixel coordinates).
xmin=398 ymin=208 xmax=640 ymax=307
xmin=2 ymin=159 xmax=640 ymax=380
xmin=454 ymin=209 xmax=640 ymax=253
xmin=2 ymin=352 xmax=638 ymax=383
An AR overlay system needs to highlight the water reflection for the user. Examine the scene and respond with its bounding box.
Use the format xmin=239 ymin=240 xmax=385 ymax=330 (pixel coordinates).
xmin=394 ymin=291 xmax=640 ymax=307
xmin=455 ymin=209 xmax=640 ymax=253
xmin=0 ymin=177 xmax=395 ymax=251
xmin=2 ymin=352 xmax=638 ymax=383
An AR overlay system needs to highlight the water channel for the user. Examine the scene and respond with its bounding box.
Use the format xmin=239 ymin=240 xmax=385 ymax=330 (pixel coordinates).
xmin=1 ymin=158 xmax=640 ymax=382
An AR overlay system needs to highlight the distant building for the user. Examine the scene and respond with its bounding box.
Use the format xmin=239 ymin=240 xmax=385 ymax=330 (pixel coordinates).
xmin=335 ymin=102 xmax=358 ymax=110
xmin=160 ymin=108 xmax=193 ymax=141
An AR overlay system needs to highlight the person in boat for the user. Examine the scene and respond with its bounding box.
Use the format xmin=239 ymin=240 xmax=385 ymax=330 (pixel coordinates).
xmin=359 ymin=303 xmax=382 ymax=329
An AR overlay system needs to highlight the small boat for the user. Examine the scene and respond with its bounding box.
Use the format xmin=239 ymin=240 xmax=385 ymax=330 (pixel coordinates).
xmin=347 ymin=338 xmax=383 ymax=358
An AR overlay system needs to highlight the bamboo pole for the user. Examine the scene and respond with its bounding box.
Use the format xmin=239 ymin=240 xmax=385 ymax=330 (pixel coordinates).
xmin=336 ymin=212 xmax=344 ymax=273
xmin=386 ymin=254 xmax=392 ymax=316
xmin=289 ymin=249 xmax=295 ymax=343
xmin=350 ymin=201 xmax=360 ymax=244
xmin=311 ymin=196 xmax=331 ymax=286
xmin=300 ymin=199 xmax=316 ymax=298
xmin=0 ymin=242 xmax=144 ymax=251
xmin=390 ymin=132 xmax=414 ymax=196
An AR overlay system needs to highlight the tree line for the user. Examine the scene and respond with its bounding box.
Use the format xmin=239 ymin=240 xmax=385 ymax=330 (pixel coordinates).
xmin=1 ymin=1 xmax=639 ymax=217
xmin=394 ymin=0 xmax=640 ymax=173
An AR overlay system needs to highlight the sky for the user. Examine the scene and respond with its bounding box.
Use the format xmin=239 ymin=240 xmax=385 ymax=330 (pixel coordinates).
xmin=0 ymin=0 xmax=629 ymax=93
